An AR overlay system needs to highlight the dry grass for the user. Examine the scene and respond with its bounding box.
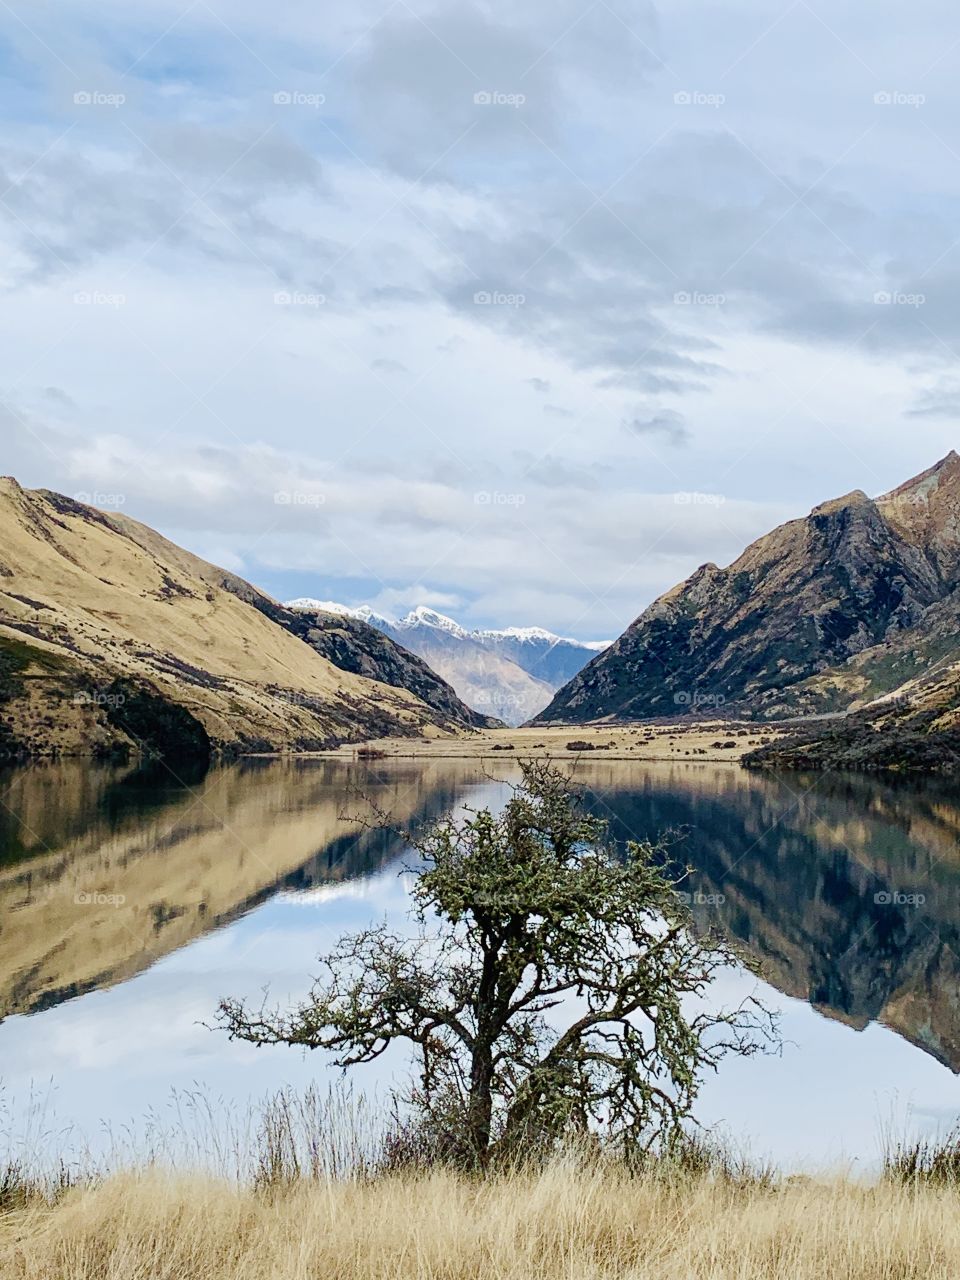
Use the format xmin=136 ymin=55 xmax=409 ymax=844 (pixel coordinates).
xmin=326 ymin=720 xmax=790 ymax=763
xmin=885 ymin=1125 xmax=960 ymax=1186
xmin=5 ymin=1088 xmax=960 ymax=1279
xmin=3 ymin=1161 xmax=960 ymax=1279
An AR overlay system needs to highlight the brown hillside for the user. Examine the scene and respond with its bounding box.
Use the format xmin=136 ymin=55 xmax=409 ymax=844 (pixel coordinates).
xmin=0 ymin=480 xmax=480 ymax=758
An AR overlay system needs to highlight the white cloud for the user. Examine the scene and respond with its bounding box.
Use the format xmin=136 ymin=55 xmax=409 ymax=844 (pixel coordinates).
xmin=0 ymin=0 xmax=956 ymax=633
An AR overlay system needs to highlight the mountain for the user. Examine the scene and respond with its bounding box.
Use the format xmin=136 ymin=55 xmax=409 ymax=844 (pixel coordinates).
xmin=588 ymin=765 xmax=960 ymax=1073
xmin=536 ymin=452 xmax=960 ymax=732
xmin=474 ymin=625 xmax=610 ymax=685
xmin=287 ymin=601 xmax=609 ymax=725
xmin=0 ymin=480 xmax=491 ymax=761
xmin=281 ymin=607 xmax=497 ymax=731
xmin=742 ymin=658 xmax=960 ymax=773
xmin=0 ymin=757 xmax=482 ymax=1018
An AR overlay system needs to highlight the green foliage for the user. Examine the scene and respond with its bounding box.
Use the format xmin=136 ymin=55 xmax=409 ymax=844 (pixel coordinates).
xmin=219 ymin=763 xmax=775 ymax=1167
xmin=743 ymin=704 xmax=960 ymax=775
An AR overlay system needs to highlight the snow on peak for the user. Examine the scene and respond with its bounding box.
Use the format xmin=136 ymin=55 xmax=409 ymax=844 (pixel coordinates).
xmin=478 ymin=625 xmax=612 ymax=650
xmin=285 ymin=599 xmax=394 ymax=627
xmin=287 ymin=597 xmax=353 ymax=614
xmin=398 ymin=606 xmax=468 ymax=637
xmin=285 ymin=599 xmax=611 ymax=649
xmin=486 ymin=625 xmax=563 ymax=643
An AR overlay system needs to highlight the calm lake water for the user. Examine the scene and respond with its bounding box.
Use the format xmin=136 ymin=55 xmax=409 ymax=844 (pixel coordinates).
xmin=2 ymin=756 xmax=960 ymax=1170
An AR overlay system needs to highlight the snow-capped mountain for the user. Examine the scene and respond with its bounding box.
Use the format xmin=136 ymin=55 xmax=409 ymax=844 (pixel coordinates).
xmin=286 ymin=601 xmax=610 ymax=725
xmin=472 ymin=626 xmax=611 ymax=689
xmin=285 ymin=599 xmax=397 ymax=634
xmin=399 ymin=606 xmax=470 ymax=638
xmin=477 ymin=625 xmax=608 ymax=649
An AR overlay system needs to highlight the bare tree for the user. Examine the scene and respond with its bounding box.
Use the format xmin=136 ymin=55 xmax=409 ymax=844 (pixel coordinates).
xmin=218 ymin=762 xmax=775 ymax=1165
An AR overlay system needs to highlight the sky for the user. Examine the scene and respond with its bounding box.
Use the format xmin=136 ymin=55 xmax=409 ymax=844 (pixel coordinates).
xmin=1 ymin=0 xmax=958 ymax=638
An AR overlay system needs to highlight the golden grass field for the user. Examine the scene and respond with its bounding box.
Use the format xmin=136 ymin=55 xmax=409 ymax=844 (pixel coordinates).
xmin=322 ymin=719 xmax=789 ymax=762
xmin=3 ymin=1162 xmax=960 ymax=1280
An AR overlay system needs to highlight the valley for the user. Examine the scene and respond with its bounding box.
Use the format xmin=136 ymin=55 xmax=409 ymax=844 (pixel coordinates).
xmin=6 ymin=8 xmax=960 ymax=1269
xmin=289 ymin=600 xmax=608 ymax=725
xmin=311 ymin=719 xmax=788 ymax=761
xmin=3 ymin=455 xmax=960 ymax=780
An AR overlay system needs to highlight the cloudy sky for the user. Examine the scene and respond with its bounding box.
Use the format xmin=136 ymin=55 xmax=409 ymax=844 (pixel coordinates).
xmin=1 ymin=0 xmax=958 ymax=638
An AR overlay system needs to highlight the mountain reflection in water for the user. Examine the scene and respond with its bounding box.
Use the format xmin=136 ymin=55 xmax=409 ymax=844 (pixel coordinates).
xmin=2 ymin=758 xmax=959 ymax=1074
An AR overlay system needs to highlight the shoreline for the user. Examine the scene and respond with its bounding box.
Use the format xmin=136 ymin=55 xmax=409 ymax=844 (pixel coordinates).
xmin=304 ymin=720 xmax=791 ymax=764
xmin=0 ymin=720 xmax=794 ymax=768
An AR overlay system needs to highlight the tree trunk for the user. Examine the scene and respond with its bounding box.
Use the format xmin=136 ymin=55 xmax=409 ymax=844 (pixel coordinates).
xmin=466 ymin=1041 xmax=494 ymax=1163
xmin=464 ymin=930 xmax=500 ymax=1165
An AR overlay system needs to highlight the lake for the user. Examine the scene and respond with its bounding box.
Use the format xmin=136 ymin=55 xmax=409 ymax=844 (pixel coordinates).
xmin=2 ymin=755 xmax=959 ymax=1171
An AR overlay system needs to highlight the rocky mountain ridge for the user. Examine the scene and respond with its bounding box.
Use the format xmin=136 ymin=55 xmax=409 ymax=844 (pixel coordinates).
xmin=536 ymin=452 xmax=960 ymax=741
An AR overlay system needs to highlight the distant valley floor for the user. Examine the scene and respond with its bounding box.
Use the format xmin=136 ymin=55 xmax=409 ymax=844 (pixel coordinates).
xmin=307 ymin=720 xmax=791 ymax=762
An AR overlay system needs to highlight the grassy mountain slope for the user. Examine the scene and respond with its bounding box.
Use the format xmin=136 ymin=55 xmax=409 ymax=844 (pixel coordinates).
xmin=0 ymin=480 xmax=486 ymax=759
xmin=96 ymin=505 xmax=496 ymax=732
